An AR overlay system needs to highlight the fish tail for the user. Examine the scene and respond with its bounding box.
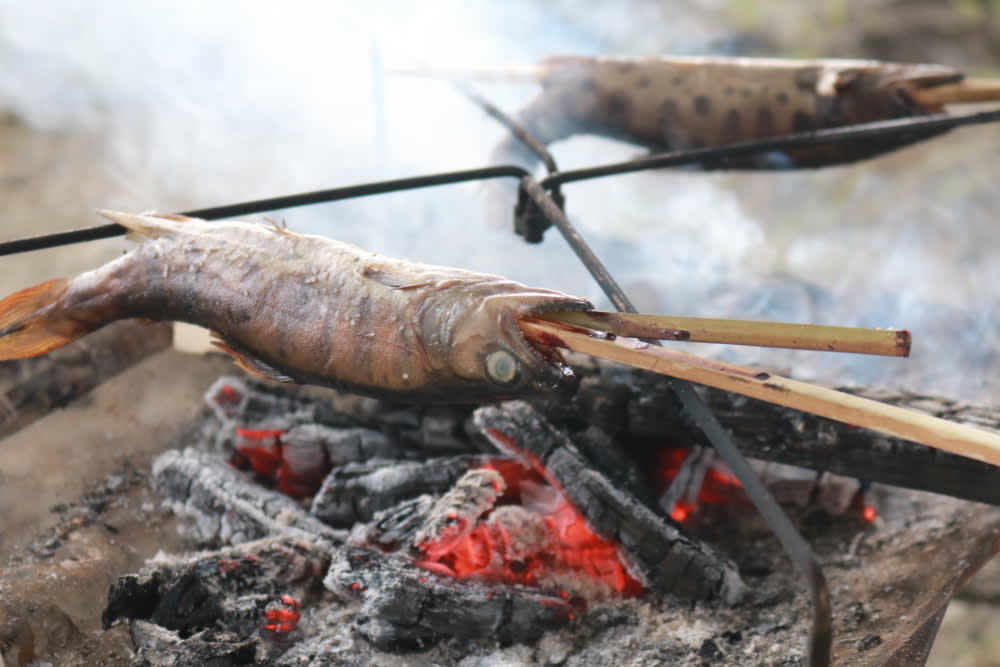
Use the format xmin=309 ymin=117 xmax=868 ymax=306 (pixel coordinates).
xmin=0 ymin=278 xmax=77 ymax=360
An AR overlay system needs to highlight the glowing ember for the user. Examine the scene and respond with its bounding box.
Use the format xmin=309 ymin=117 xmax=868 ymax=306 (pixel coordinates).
xmin=412 ymin=456 xmax=643 ymax=597
xmin=863 ymin=505 xmax=878 ymax=522
xmin=230 ymin=427 xmax=331 ymax=498
xmin=654 ymin=448 xmax=744 ymax=520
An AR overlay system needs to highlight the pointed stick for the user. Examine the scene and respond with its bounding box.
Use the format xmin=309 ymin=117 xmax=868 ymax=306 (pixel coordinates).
xmin=519 ymin=318 xmax=1000 ymax=467
xmin=916 ymin=78 xmax=1000 ymax=105
xmin=543 ymin=310 xmax=911 ymax=357
xmin=391 ymin=64 xmax=548 ymax=83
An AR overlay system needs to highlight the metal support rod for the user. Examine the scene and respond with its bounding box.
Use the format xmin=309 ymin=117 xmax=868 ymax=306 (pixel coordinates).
xmin=4 ymin=109 xmax=999 ymax=257
xmin=0 ymin=166 xmax=529 ymax=256
xmin=520 ymin=176 xmax=832 ymax=667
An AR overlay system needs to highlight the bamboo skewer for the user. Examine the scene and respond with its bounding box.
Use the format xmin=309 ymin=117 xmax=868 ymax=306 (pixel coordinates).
xmin=544 ymin=310 xmax=911 ymax=357
xmin=519 ymin=318 xmax=1000 ymax=468
xmin=917 ymin=77 xmax=1000 ymax=105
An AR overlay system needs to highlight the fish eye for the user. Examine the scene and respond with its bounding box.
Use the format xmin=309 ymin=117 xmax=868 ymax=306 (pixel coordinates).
xmin=485 ymin=349 xmax=519 ymax=384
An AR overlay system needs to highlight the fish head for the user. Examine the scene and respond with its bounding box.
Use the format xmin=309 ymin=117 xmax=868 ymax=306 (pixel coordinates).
xmin=443 ymin=285 xmax=592 ymax=400
xmin=823 ymin=62 xmax=963 ymax=120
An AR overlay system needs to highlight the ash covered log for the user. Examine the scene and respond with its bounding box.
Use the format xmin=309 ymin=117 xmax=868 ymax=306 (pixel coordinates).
xmin=475 ymin=401 xmax=744 ymax=604
xmin=103 ymin=537 xmax=327 ymax=642
xmin=0 ymin=321 xmax=171 ymax=441
xmin=128 ymin=621 xmax=257 ymax=667
xmin=151 ymin=448 xmax=346 ymax=545
xmin=310 ymin=455 xmax=500 ymax=527
xmin=325 ymin=545 xmax=576 ymax=649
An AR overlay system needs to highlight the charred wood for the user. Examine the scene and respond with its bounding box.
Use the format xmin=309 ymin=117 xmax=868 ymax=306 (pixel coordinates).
xmin=474 ymin=401 xmax=744 ymax=604
xmin=0 ymin=321 xmax=171 ymax=441
xmin=325 ymin=545 xmax=576 ymax=649
xmin=151 ymin=448 xmax=346 ymax=546
xmin=310 ymin=455 xmax=500 ymax=527
xmin=128 ymin=621 xmax=257 ymax=667
xmin=698 ymin=385 xmax=1000 ymax=506
xmin=103 ymin=537 xmax=327 ymax=638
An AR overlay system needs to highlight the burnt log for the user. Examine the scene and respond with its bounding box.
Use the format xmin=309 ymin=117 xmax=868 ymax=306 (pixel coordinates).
xmin=474 ymin=401 xmax=744 ymax=604
xmin=310 ymin=455 xmax=500 ymax=527
xmin=104 ymin=537 xmax=328 ymax=649
xmin=0 ymin=321 xmax=171 ymax=441
xmin=698 ymin=385 xmax=1000 ymax=507
xmin=325 ymin=545 xmax=576 ymax=649
xmin=151 ymin=448 xmax=346 ymax=546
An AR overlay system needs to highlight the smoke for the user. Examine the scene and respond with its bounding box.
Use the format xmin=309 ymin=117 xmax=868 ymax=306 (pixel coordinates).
xmin=1 ymin=1 xmax=997 ymax=400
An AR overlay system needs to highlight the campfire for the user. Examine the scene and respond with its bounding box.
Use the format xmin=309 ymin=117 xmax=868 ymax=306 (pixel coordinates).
xmin=2 ymin=20 xmax=1000 ymax=664
xmin=58 ymin=368 xmax=992 ymax=666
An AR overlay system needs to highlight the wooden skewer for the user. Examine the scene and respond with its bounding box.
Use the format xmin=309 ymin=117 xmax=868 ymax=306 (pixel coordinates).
xmin=916 ymin=77 xmax=1000 ymax=105
xmin=543 ymin=310 xmax=911 ymax=357
xmin=520 ymin=318 xmax=1000 ymax=468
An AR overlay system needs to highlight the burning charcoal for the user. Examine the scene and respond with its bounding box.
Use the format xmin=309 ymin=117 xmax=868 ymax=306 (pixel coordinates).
xmin=129 ymin=620 xmax=258 ymax=667
xmin=326 ymin=545 xmax=575 ymax=649
xmin=151 ymin=448 xmax=346 ymax=545
xmin=310 ymin=455 xmax=498 ymax=526
xmin=104 ymin=537 xmax=328 ymax=641
xmin=205 ymin=376 xmax=324 ymax=427
xmin=282 ymin=423 xmax=402 ymax=465
xmin=413 ymin=468 xmax=505 ymax=553
xmin=474 ymin=402 xmax=744 ymax=605
xmin=362 ymin=495 xmax=439 ymax=549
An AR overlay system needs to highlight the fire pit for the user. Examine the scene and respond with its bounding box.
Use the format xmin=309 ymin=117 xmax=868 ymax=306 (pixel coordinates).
xmin=4 ymin=352 xmax=994 ymax=666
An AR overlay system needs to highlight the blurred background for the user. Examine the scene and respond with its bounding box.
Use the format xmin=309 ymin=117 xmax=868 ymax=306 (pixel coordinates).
xmin=1 ymin=1 xmax=998 ymax=663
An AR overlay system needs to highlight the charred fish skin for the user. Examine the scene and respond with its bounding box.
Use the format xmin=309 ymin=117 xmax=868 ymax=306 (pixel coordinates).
xmin=0 ymin=211 xmax=591 ymax=403
xmin=490 ymin=55 xmax=961 ymax=172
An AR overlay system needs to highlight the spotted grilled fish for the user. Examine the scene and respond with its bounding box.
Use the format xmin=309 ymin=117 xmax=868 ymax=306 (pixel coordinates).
xmin=0 ymin=211 xmax=591 ymax=402
xmin=465 ymin=55 xmax=979 ymax=170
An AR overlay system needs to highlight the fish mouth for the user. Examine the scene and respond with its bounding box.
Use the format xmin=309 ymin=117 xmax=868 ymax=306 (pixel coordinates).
xmin=511 ymin=296 xmax=592 ymax=387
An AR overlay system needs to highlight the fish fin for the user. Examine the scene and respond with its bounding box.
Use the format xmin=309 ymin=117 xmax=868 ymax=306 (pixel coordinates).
xmin=211 ymin=335 xmax=294 ymax=383
xmin=263 ymin=217 xmax=297 ymax=236
xmin=361 ymin=266 xmax=435 ymax=290
xmin=96 ymin=209 xmax=198 ymax=242
xmin=0 ymin=278 xmax=74 ymax=360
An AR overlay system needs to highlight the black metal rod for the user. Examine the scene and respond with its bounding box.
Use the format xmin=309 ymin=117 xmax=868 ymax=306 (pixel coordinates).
xmin=451 ymin=80 xmax=561 ymax=176
xmin=4 ymin=109 xmax=1000 ymax=258
xmin=543 ymin=108 xmax=1000 ymax=187
xmin=520 ymin=176 xmax=832 ymax=667
xmin=0 ymin=165 xmax=530 ymax=257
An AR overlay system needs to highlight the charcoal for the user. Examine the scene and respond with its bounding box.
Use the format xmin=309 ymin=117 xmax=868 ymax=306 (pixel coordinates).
xmin=415 ymin=405 xmax=478 ymax=454
xmin=571 ymin=425 xmax=657 ymax=507
xmin=571 ymin=375 xmax=632 ymax=436
xmin=282 ymin=423 xmax=402 ymax=465
xmin=474 ymin=402 xmax=744 ymax=604
xmin=326 ymin=545 xmax=575 ymax=649
xmin=310 ymin=455 xmax=498 ymax=526
xmin=104 ymin=537 xmax=328 ymax=639
xmin=413 ymin=469 xmax=505 ymax=550
xmin=205 ymin=376 xmax=329 ymax=427
xmin=129 ymin=620 xmax=258 ymax=667
xmin=362 ymin=495 xmax=439 ymax=549
xmin=152 ymin=448 xmax=346 ymax=546
xmin=699 ymin=385 xmax=1000 ymax=506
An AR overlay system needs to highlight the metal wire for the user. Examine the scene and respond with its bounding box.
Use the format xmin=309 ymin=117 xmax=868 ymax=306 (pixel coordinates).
xmin=3 ymin=109 xmax=999 ymax=256
xmin=0 ymin=165 xmax=529 ymax=256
